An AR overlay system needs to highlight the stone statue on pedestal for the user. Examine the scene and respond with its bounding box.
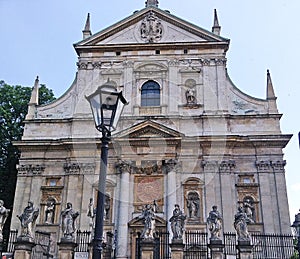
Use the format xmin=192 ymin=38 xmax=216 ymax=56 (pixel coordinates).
xmin=138 ymin=201 xmax=157 ymax=239
xmin=61 ymin=202 xmax=79 ymax=241
xmin=169 ymin=204 xmax=186 ymax=240
xmin=207 ymin=205 xmax=223 ymax=240
xmin=0 ymin=200 xmax=10 ymax=242
xmin=17 ymin=201 xmax=39 ymax=241
xmin=234 ymin=206 xmax=251 ymax=242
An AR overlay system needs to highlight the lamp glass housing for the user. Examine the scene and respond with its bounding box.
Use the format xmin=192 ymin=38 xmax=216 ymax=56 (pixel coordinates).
xmin=86 ymin=84 xmax=128 ymax=132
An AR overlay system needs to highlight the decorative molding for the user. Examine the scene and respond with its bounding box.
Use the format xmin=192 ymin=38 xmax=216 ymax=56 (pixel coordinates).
xmin=92 ymin=61 xmax=101 ymax=69
xmin=255 ymin=160 xmax=271 ymax=172
xmin=17 ymin=164 xmax=45 ymax=176
xmin=76 ymin=61 xmax=88 ymax=70
xmin=140 ymin=11 xmax=163 ymax=43
xmin=271 ymin=160 xmax=286 ymax=172
xmin=63 ymin=162 xmax=95 ymax=175
xmin=116 ymin=160 xmax=133 ymax=174
xmin=163 ymin=159 xmax=180 ymax=173
xmin=219 ymin=160 xmax=236 ymax=173
xmin=201 ymin=160 xmax=219 ymax=173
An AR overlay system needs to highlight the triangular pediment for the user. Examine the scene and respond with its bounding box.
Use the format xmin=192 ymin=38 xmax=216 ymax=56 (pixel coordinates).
xmin=114 ymin=120 xmax=183 ymax=140
xmin=74 ymin=7 xmax=229 ymax=50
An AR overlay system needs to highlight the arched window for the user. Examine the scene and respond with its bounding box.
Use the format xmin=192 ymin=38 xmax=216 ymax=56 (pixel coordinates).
xmin=141 ymin=80 xmax=160 ymax=106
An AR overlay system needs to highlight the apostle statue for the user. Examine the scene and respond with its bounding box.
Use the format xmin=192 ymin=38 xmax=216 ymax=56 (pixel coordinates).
xmin=207 ymin=205 xmax=223 ymax=240
xmin=61 ymin=202 xmax=79 ymax=241
xmin=45 ymin=200 xmax=55 ymax=224
xmin=169 ymin=204 xmax=186 ymax=240
xmin=138 ymin=200 xmax=157 ymax=239
xmin=0 ymin=200 xmax=10 ymax=242
xmin=17 ymin=201 xmax=39 ymax=241
xmin=234 ymin=206 xmax=251 ymax=242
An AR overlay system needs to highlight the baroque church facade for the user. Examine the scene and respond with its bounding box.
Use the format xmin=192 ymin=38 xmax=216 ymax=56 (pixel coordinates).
xmin=12 ymin=0 xmax=292 ymax=258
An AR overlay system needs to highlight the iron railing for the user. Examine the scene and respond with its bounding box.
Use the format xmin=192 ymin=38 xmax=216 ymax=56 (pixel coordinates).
xmin=184 ymin=231 xmax=209 ymax=259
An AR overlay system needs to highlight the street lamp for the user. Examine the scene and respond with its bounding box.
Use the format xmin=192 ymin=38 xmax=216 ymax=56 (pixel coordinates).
xmin=291 ymin=209 xmax=300 ymax=255
xmin=86 ymin=81 xmax=128 ymax=259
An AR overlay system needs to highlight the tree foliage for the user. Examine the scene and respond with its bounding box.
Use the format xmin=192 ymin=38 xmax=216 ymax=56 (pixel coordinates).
xmin=0 ymin=80 xmax=55 ymax=246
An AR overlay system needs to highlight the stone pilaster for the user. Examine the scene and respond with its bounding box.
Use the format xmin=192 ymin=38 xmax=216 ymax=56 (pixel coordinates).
xmin=141 ymin=239 xmax=156 ymax=259
xmin=209 ymin=239 xmax=224 ymax=259
xmin=57 ymin=240 xmax=77 ymax=259
xmin=14 ymin=238 xmax=35 ymax=259
xmin=115 ymin=160 xmax=131 ymax=258
xmin=170 ymin=239 xmax=184 ymax=259
xmin=165 ymin=159 xmax=179 ymax=233
xmin=237 ymin=240 xmax=253 ymax=259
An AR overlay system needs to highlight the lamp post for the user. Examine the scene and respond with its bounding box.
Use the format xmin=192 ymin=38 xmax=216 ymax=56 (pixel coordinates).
xmin=291 ymin=209 xmax=300 ymax=255
xmin=86 ymin=82 xmax=128 ymax=259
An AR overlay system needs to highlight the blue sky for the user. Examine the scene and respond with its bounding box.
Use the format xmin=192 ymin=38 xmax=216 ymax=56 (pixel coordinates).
xmin=0 ymin=0 xmax=299 ymax=222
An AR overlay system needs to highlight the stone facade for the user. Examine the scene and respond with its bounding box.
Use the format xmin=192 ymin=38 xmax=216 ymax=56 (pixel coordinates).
xmin=12 ymin=2 xmax=291 ymax=258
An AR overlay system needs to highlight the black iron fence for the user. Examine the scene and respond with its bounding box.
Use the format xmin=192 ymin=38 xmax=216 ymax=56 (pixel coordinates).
xmin=4 ymin=229 xmax=297 ymax=259
xmin=184 ymin=231 xmax=209 ymax=259
xmin=75 ymin=230 xmax=92 ymax=252
xmin=251 ymin=233 xmax=295 ymax=259
xmin=136 ymin=231 xmax=171 ymax=259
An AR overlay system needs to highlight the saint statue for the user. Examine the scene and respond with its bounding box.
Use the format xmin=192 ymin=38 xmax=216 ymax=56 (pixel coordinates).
xmin=17 ymin=201 xmax=39 ymax=241
xmin=61 ymin=202 xmax=79 ymax=241
xmin=185 ymin=89 xmax=196 ymax=105
xmin=207 ymin=205 xmax=223 ymax=240
xmin=234 ymin=206 xmax=251 ymax=242
xmin=169 ymin=204 xmax=186 ymax=240
xmin=243 ymin=199 xmax=255 ymax=223
xmin=138 ymin=200 xmax=157 ymax=239
xmin=45 ymin=200 xmax=55 ymax=224
xmin=0 ymin=200 xmax=10 ymax=242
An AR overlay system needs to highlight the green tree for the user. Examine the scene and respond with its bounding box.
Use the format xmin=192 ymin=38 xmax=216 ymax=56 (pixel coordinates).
xmin=0 ymin=80 xmax=56 ymax=248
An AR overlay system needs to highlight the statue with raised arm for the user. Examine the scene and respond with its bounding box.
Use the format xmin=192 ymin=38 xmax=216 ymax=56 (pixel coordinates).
xmin=138 ymin=201 xmax=157 ymax=239
xmin=234 ymin=206 xmax=251 ymax=242
xmin=0 ymin=200 xmax=10 ymax=242
xmin=169 ymin=204 xmax=186 ymax=240
xmin=207 ymin=205 xmax=223 ymax=240
xmin=61 ymin=202 xmax=79 ymax=241
xmin=17 ymin=201 xmax=39 ymax=241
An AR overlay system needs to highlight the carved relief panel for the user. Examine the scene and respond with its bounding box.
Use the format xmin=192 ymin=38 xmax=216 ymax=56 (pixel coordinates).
xmin=134 ymin=175 xmax=164 ymax=212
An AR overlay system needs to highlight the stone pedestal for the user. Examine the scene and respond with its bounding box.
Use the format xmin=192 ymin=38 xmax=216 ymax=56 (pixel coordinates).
xmin=237 ymin=240 xmax=253 ymax=259
xmin=170 ymin=239 xmax=185 ymax=259
xmin=14 ymin=237 xmax=35 ymax=259
xmin=208 ymin=239 xmax=224 ymax=259
xmin=141 ymin=239 xmax=156 ymax=259
xmin=58 ymin=239 xmax=77 ymax=259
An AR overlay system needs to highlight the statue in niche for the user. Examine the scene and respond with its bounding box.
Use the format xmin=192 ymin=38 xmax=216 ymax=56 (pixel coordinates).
xmin=207 ymin=205 xmax=223 ymax=240
xmin=234 ymin=206 xmax=251 ymax=242
xmin=185 ymin=88 xmax=196 ymax=105
xmin=45 ymin=199 xmax=55 ymax=224
xmin=186 ymin=192 xmax=200 ymax=219
xmin=169 ymin=204 xmax=186 ymax=240
xmin=0 ymin=200 xmax=10 ymax=242
xmin=61 ymin=202 xmax=79 ymax=240
xmin=243 ymin=198 xmax=255 ymax=223
xmin=104 ymin=195 xmax=111 ymax=221
xmin=137 ymin=200 xmax=157 ymax=239
xmin=17 ymin=201 xmax=39 ymax=240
